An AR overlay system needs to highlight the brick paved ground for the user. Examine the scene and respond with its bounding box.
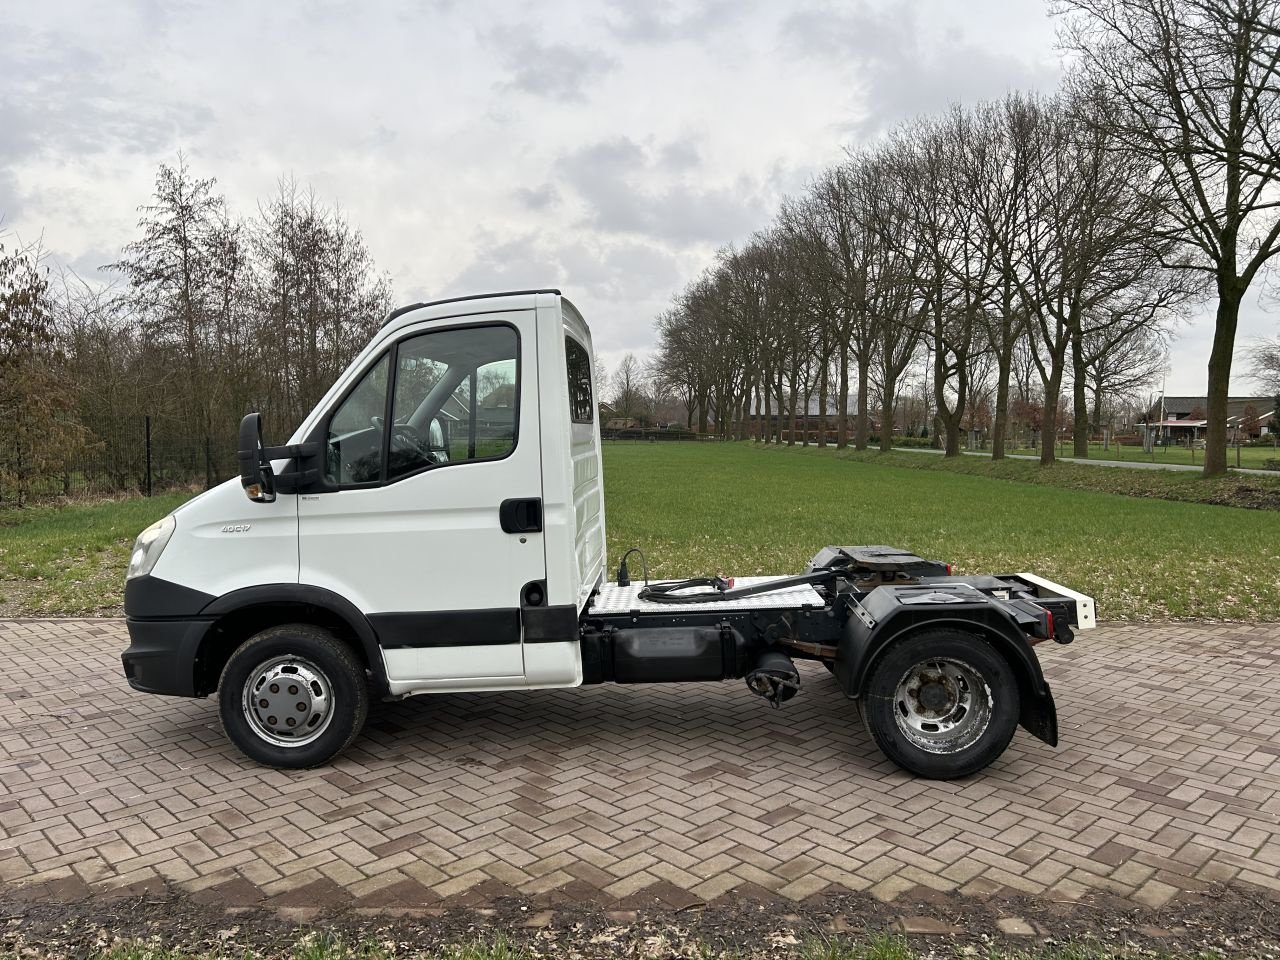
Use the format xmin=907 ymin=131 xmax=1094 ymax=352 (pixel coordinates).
xmin=1 ymin=619 xmax=1278 ymax=914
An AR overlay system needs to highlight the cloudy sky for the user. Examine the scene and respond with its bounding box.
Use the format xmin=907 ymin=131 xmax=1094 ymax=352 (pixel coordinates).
xmin=2 ymin=0 xmax=1274 ymax=394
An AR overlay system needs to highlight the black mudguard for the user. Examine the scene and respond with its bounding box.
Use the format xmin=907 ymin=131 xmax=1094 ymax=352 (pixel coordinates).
xmin=834 ymin=587 xmax=1058 ymax=746
xmin=198 ymin=583 xmax=391 ymax=697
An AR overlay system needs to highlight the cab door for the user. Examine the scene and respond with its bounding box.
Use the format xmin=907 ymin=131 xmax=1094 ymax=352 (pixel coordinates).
xmin=297 ymin=311 xmax=545 ymax=688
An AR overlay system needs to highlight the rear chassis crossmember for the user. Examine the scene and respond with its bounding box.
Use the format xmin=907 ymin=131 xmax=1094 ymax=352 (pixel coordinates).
xmin=579 ymin=546 xmax=1094 ymax=747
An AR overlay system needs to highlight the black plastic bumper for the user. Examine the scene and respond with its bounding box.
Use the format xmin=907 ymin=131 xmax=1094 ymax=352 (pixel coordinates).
xmin=121 ymin=618 xmax=211 ymax=697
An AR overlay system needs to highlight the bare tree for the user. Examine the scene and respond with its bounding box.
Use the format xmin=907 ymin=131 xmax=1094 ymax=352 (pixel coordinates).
xmin=1058 ymin=0 xmax=1280 ymax=475
xmin=109 ymin=155 xmax=228 ymax=484
xmin=1010 ymin=92 xmax=1183 ymax=463
xmin=862 ymin=146 xmax=926 ymax=451
xmin=1081 ymin=323 xmax=1169 ymax=435
xmin=610 ymin=352 xmax=647 ymax=420
xmin=252 ymin=180 xmax=392 ymax=434
xmin=806 ymin=161 xmax=881 ymax=450
xmin=894 ymin=111 xmax=997 ymax=456
xmin=1248 ymin=334 xmax=1280 ymax=392
xmin=652 ymin=309 xmax=705 ymax=428
xmin=0 ymin=240 xmax=88 ymax=503
xmin=963 ymin=94 xmax=1042 ymax=459
xmin=56 ymin=272 xmax=153 ymax=488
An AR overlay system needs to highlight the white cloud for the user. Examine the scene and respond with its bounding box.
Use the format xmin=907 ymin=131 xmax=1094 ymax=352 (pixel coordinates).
xmin=482 ymin=25 xmax=617 ymax=103
xmin=4 ymin=0 xmax=1266 ymax=390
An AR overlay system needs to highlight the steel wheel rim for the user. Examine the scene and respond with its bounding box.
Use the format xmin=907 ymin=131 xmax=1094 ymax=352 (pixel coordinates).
xmin=893 ymin=656 xmax=993 ymax=754
xmin=242 ymin=655 xmax=334 ymax=747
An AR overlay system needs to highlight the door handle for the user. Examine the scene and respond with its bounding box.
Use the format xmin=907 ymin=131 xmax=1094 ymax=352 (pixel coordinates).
xmin=500 ymin=497 xmax=543 ymax=534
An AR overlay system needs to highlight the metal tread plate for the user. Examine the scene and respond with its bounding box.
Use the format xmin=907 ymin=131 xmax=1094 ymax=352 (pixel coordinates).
xmin=588 ymin=576 xmax=825 ymax=615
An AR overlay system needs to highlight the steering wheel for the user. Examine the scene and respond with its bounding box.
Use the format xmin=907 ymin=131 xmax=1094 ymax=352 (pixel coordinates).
xmin=389 ymin=423 xmax=436 ymax=464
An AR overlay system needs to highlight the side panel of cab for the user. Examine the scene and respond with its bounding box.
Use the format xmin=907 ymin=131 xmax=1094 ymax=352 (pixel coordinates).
xmin=561 ymin=297 xmax=606 ymax=609
xmin=523 ymin=294 xmax=605 ymax=685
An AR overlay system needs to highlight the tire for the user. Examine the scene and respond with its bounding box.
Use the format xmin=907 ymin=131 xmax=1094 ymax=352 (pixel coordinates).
xmin=859 ymin=629 xmax=1018 ymax=780
xmin=218 ymin=624 xmax=369 ymax=769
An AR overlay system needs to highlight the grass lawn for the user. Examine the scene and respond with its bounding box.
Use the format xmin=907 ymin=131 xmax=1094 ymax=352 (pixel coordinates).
xmin=0 ymin=492 xmax=191 ymax=616
xmin=605 ymin=443 xmax=1280 ymax=621
xmin=1003 ymin=439 xmax=1280 ymax=469
xmin=833 ymin=447 xmax=1280 ymax=511
xmin=2 ymin=443 xmax=1278 ymax=621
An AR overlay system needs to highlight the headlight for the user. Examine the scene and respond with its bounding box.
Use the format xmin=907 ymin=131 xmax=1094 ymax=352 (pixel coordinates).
xmin=126 ymin=515 xmax=176 ymax=580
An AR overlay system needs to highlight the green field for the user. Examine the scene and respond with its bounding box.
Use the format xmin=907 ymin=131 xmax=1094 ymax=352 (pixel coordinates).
xmin=1003 ymin=439 xmax=1280 ymax=469
xmin=827 ymin=447 xmax=1280 ymax=510
xmin=0 ymin=492 xmax=191 ymax=616
xmin=2 ymin=444 xmax=1279 ymax=620
xmin=604 ymin=443 xmax=1280 ymax=621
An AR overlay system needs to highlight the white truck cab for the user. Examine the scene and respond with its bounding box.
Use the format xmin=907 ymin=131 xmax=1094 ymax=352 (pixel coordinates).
xmin=123 ymin=289 xmax=1094 ymax=779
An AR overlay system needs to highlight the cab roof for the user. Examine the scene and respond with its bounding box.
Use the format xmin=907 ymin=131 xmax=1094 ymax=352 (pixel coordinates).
xmin=382 ymin=289 xmax=562 ymax=328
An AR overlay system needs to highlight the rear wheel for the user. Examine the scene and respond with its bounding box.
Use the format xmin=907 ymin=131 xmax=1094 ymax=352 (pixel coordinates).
xmin=860 ymin=629 xmax=1018 ymax=779
xmin=218 ymin=624 xmax=368 ymax=768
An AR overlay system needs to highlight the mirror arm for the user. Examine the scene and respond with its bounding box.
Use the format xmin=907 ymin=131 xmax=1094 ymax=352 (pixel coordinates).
xmin=261 ymin=441 xmax=322 ymax=460
xmin=274 ymin=467 xmax=320 ymax=494
xmin=266 ymin=442 xmax=324 ymax=495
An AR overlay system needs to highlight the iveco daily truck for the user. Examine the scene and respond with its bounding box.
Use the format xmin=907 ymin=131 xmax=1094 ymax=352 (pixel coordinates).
xmin=121 ymin=289 xmax=1094 ymax=779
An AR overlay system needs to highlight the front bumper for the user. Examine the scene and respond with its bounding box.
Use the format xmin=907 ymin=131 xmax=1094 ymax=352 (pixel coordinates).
xmin=121 ymin=618 xmax=212 ymax=697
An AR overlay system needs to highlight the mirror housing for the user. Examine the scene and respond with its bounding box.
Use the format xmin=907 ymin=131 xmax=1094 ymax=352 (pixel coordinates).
xmin=430 ymin=415 xmax=450 ymax=461
xmin=238 ymin=413 xmax=277 ymax=503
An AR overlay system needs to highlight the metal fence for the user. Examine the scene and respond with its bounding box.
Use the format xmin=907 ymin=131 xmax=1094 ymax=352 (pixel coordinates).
xmin=0 ymin=417 xmax=240 ymax=505
xmin=600 ymin=427 xmax=716 ymax=442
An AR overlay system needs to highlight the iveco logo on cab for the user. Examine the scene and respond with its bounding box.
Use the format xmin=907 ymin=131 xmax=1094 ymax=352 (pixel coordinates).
xmin=221 ymin=524 xmax=251 ymax=533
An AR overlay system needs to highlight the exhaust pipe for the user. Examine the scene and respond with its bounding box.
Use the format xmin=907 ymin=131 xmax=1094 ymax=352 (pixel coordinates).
xmin=745 ymin=650 xmax=800 ymax=708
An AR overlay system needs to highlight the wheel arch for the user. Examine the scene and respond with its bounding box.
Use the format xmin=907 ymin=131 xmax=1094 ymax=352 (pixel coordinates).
xmin=195 ymin=584 xmax=389 ymax=699
xmin=846 ymin=616 xmax=1058 ymax=747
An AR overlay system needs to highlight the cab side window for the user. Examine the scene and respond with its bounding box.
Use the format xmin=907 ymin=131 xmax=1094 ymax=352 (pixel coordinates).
xmin=565 ymin=336 xmax=593 ymax=424
xmin=324 ymin=325 xmax=520 ymax=487
xmin=326 ymin=353 xmax=389 ymax=485
xmin=390 ymin=326 xmax=519 ymax=479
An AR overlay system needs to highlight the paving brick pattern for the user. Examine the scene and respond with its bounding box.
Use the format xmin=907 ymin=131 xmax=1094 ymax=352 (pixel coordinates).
xmin=1 ymin=619 xmax=1278 ymax=912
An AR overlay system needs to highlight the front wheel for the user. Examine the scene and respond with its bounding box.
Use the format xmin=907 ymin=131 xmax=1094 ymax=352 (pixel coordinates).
xmin=860 ymin=629 xmax=1019 ymax=779
xmin=218 ymin=624 xmax=369 ymax=768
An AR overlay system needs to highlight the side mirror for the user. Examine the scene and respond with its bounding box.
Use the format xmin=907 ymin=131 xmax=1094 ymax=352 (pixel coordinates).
xmin=430 ymin=416 xmax=450 ymax=462
xmin=238 ymin=413 xmax=277 ymax=503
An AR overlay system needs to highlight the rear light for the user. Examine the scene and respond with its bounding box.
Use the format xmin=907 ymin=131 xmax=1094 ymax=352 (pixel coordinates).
xmin=945 ymin=563 xmax=953 ymax=575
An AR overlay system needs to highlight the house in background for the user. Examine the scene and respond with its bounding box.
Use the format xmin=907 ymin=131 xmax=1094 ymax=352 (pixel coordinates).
xmin=1140 ymin=395 xmax=1276 ymax=443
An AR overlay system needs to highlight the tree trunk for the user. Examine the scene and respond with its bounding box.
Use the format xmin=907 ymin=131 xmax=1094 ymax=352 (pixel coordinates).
xmin=1090 ymin=370 xmax=1105 ymax=446
xmin=939 ymin=405 xmax=964 ymax=458
xmin=817 ymin=364 xmax=829 ymax=448
xmin=1203 ymin=287 xmax=1242 ymax=477
xmin=1071 ymin=324 xmax=1090 ymax=458
xmin=836 ymin=337 xmax=850 ymax=449
xmin=879 ymin=383 xmax=895 ymax=453
xmin=991 ymin=343 xmax=1013 ymax=460
xmin=940 ymin=415 xmax=961 ymax=456
xmin=802 ymin=383 xmax=812 ymax=447
xmin=757 ymin=378 xmax=768 ymax=448
xmin=787 ymin=380 xmax=798 ymax=447
xmin=855 ymin=356 xmax=870 ymax=451
xmin=1040 ymin=364 xmax=1065 ymax=466
xmin=776 ymin=369 xmax=786 ymax=444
